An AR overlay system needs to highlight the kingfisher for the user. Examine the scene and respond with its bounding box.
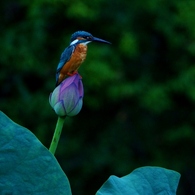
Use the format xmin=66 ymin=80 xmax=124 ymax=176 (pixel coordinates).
xmin=55 ymin=31 xmax=111 ymax=86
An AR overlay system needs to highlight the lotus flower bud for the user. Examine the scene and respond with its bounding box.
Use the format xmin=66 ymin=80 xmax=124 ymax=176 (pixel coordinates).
xmin=49 ymin=74 xmax=84 ymax=117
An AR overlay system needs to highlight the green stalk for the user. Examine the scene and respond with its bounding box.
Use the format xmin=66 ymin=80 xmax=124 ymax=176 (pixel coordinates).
xmin=49 ymin=116 xmax=66 ymax=155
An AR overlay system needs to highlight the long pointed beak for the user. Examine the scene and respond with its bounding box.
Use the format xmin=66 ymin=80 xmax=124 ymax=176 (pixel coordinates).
xmin=92 ymin=37 xmax=111 ymax=44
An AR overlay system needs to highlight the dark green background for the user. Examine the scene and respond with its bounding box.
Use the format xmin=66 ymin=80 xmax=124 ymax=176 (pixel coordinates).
xmin=1 ymin=0 xmax=194 ymax=194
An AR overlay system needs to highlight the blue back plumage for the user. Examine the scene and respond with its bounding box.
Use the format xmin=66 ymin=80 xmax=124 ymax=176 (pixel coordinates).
xmin=56 ymin=31 xmax=93 ymax=85
xmin=56 ymin=45 xmax=75 ymax=83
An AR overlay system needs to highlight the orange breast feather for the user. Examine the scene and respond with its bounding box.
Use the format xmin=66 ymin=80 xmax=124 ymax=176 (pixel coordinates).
xmin=59 ymin=44 xmax=87 ymax=83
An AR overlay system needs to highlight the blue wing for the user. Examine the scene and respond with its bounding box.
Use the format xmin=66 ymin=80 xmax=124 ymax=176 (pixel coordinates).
xmin=56 ymin=45 xmax=75 ymax=83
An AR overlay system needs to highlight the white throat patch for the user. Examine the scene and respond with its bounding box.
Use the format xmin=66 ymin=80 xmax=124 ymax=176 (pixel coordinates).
xmin=81 ymin=41 xmax=91 ymax=45
xmin=70 ymin=39 xmax=91 ymax=46
xmin=70 ymin=39 xmax=79 ymax=45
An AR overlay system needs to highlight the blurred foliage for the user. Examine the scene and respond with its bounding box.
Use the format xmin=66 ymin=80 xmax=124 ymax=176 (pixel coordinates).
xmin=0 ymin=0 xmax=195 ymax=194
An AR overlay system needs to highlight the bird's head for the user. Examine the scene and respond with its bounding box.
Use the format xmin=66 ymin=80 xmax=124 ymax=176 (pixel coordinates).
xmin=70 ymin=31 xmax=111 ymax=46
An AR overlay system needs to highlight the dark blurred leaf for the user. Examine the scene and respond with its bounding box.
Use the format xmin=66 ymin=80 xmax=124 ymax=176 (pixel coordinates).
xmin=1 ymin=0 xmax=195 ymax=194
xmin=96 ymin=166 xmax=180 ymax=195
xmin=0 ymin=111 xmax=71 ymax=195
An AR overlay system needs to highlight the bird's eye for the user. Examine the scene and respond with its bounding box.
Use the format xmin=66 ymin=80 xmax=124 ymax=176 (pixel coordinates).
xmin=86 ymin=36 xmax=90 ymax=39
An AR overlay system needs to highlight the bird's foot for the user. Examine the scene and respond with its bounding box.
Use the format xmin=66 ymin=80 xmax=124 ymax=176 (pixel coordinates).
xmin=67 ymin=71 xmax=82 ymax=79
xmin=67 ymin=71 xmax=78 ymax=76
